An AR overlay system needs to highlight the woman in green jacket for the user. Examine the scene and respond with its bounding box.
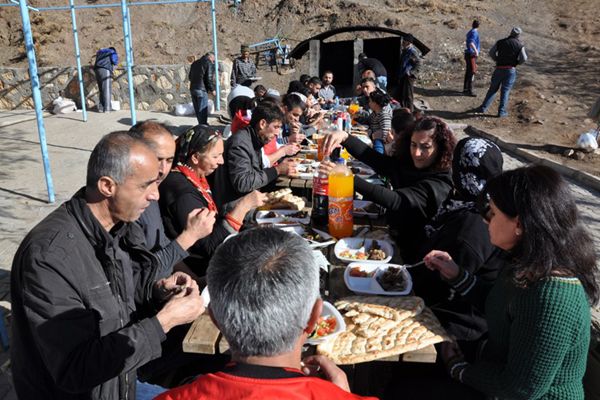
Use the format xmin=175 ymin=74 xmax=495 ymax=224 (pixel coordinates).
xmin=425 ymin=165 xmax=599 ymax=399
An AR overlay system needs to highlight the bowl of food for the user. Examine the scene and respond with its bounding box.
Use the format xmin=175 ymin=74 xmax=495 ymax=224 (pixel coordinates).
xmin=334 ymin=238 xmax=393 ymax=263
xmin=343 ymin=263 xmax=412 ymax=296
xmin=306 ymin=301 xmax=346 ymax=345
xmin=255 ymin=209 xmax=311 ymax=225
xmin=279 ymin=225 xmax=336 ymax=248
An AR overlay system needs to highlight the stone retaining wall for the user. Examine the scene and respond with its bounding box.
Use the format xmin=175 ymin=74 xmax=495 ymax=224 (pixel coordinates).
xmin=0 ymin=61 xmax=231 ymax=112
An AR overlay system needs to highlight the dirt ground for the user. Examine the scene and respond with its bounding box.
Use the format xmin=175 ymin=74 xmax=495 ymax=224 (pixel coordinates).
xmin=1 ymin=0 xmax=599 ymax=175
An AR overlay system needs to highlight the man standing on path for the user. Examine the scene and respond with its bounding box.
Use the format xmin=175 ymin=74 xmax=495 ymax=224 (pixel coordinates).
xmin=230 ymin=44 xmax=257 ymax=88
xmin=11 ymin=132 xmax=204 ymax=400
xmin=94 ymin=47 xmax=118 ymax=112
xmin=397 ymin=34 xmax=420 ymax=111
xmin=189 ymin=52 xmax=216 ymax=125
xmin=463 ymin=20 xmax=480 ymax=97
xmin=476 ymin=27 xmax=528 ymax=117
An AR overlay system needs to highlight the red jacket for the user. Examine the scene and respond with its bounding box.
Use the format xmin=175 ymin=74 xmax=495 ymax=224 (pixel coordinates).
xmin=155 ymin=371 xmax=377 ymax=400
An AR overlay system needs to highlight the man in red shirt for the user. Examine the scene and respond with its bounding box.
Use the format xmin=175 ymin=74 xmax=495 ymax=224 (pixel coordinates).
xmin=156 ymin=228 xmax=376 ymax=400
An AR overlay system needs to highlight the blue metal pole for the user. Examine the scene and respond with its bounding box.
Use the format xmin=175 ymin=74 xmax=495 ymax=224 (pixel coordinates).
xmin=210 ymin=0 xmax=220 ymax=111
xmin=120 ymin=0 xmax=136 ymax=124
xmin=18 ymin=0 xmax=55 ymax=203
xmin=127 ymin=6 xmax=134 ymax=65
xmin=69 ymin=0 xmax=87 ymax=122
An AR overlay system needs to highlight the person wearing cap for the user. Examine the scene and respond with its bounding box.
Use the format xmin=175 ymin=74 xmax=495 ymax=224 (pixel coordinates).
xmin=476 ymin=27 xmax=528 ymax=117
xmin=397 ymin=34 xmax=421 ymax=111
xmin=463 ymin=20 xmax=480 ymax=97
xmin=230 ymin=44 xmax=257 ymax=88
xmin=357 ymin=53 xmax=388 ymax=90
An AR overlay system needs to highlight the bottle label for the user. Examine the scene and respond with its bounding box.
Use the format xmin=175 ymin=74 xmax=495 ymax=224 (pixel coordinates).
xmin=328 ymin=197 xmax=353 ymax=227
xmin=313 ymin=176 xmax=328 ymax=196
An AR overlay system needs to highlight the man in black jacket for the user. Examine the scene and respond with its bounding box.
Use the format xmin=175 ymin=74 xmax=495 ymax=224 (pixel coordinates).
xmin=11 ymin=132 xmax=205 ymax=400
xmin=476 ymin=27 xmax=528 ymax=117
xmin=210 ymin=101 xmax=297 ymax=209
xmin=189 ymin=52 xmax=216 ymax=125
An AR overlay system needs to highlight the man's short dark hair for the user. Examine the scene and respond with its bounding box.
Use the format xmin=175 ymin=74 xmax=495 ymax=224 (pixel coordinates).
xmin=250 ymin=101 xmax=284 ymax=128
xmin=299 ymin=74 xmax=310 ymax=84
xmin=322 ymin=70 xmax=333 ymax=77
xmin=86 ymin=131 xmax=152 ymax=188
xmin=128 ymin=120 xmax=172 ymax=139
xmin=472 ymin=20 xmax=480 ymax=29
xmin=404 ymin=34 xmax=414 ymax=44
xmin=283 ymin=93 xmax=307 ymax=112
xmin=308 ymin=77 xmax=322 ymax=86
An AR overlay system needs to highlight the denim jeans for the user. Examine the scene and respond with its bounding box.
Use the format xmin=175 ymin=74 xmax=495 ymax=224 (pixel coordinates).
xmin=136 ymin=380 xmax=167 ymax=400
xmin=373 ymin=138 xmax=385 ymax=154
xmin=190 ymin=89 xmax=209 ymax=125
xmin=377 ymin=76 xmax=388 ymax=91
xmin=480 ymin=68 xmax=517 ymax=116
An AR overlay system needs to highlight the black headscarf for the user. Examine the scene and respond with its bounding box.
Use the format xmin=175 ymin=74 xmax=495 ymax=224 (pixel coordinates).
xmin=174 ymin=125 xmax=221 ymax=166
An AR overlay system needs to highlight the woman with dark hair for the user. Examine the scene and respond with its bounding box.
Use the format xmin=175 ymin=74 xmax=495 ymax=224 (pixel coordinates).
xmin=159 ymin=125 xmax=266 ymax=274
xmin=413 ymin=137 xmax=505 ymax=343
xmin=322 ymin=116 xmax=456 ymax=261
xmin=424 ymin=165 xmax=599 ymax=399
xmin=366 ymin=89 xmax=393 ymax=154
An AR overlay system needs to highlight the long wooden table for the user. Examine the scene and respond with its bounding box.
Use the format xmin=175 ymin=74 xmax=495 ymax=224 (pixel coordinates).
xmin=183 ymin=217 xmax=438 ymax=364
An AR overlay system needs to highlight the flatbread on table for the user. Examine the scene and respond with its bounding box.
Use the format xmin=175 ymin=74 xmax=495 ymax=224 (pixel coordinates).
xmin=317 ymin=297 xmax=450 ymax=365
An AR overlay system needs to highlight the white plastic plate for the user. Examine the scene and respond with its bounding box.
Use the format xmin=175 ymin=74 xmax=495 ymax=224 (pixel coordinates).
xmin=353 ymin=200 xmax=381 ymax=218
xmin=334 ymin=237 xmax=393 ymax=263
xmin=279 ymin=225 xmax=335 ymax=248
xmin=255 ymin=209 xmax=311 ymax=225
xmin=343 ymin=263 xmax=412 ymax=296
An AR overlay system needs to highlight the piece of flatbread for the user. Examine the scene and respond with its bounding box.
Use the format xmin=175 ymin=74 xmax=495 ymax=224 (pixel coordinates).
xmin=335 ymin=296 xmax=425 ymax=322
xmin=260 ymin=189 xmax=305 ymax=211
xmin=318 ymin=300 xmax=449 ymax=365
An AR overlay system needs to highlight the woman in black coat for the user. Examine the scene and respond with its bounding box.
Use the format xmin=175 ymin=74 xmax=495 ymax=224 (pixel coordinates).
xmin=322 ymin=116 xmax=457 ymax=262
xmin=159 ymin=125 xmax=265 ymax=275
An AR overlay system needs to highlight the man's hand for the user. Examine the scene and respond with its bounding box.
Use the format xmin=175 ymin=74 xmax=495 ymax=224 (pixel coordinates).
xmin=176 ymin=208 xmax=216 ymax=251
xmin=283 ymin=143 xmax=301 ymax=156
xmin=318 ymin=160 xmax=335 ymax=175
xmin=301 ymin=355 xmax=351 ymax=392
xmin=275 ymin=158 xmax=297 ymax=176
xmin=155 ymin=271 xmax=196 ymax=302
xmin=156 ymin=273 xmax=204 ymax=333
xmin=211 ymin=90 xmax=216 ymax=97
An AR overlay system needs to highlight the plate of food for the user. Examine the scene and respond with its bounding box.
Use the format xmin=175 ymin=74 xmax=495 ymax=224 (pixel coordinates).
xmin=306 ymin=301 xmax=346 ymax=345
xmin=348 ymin=163 xmax=375 ymax=179
xmin=353 ymin=200 xmax=381 ymax=218
xmin=343 ymin=263 xmax=412 ymax=296
xmin=334 ymin=238 xmax=393 ymax=263
xmin=256 ymin=209 xmax=311 ymax=225
xmin=279 ymin=225 xmax=335 ymax=248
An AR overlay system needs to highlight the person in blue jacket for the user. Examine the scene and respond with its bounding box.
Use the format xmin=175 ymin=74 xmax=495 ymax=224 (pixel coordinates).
xmin=94 ymin=47 xmax=118 ymax=112
xmin=463 ymin=20 xmax=480 ymax=96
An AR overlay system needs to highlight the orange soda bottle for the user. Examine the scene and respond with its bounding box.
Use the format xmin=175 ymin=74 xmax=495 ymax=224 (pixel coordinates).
xmin=328 ymin=159 xmax=354 ymax=238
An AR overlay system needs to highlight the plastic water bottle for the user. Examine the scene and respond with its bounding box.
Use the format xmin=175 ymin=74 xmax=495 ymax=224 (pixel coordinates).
xmin=328 ymin=159 xmax=354 ymax=239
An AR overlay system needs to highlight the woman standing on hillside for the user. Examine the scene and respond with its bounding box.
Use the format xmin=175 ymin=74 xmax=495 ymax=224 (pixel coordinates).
xmin=425 ymin=165 xmax=599 ymax=399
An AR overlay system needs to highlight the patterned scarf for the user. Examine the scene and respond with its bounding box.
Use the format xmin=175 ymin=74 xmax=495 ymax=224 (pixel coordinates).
xmin=174 ymin=164 xmax=218 ymax=212
xmin=425 ymin=137 xmax=503 ymax=237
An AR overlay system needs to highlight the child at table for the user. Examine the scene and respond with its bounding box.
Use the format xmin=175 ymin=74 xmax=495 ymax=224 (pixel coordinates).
xmin=367 ymin=89 xmax=393 ymax=154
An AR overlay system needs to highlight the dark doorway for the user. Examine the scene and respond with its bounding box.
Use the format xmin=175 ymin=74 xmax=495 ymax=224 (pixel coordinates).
xmin=319 ymin=39 xmax=355 ymax=97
